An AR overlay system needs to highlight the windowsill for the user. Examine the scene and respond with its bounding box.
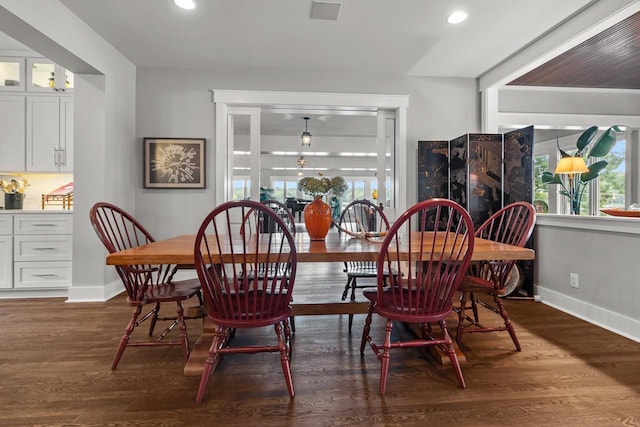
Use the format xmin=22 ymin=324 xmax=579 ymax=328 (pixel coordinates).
xmin=537 ymin=213 xmax=640 ymax=235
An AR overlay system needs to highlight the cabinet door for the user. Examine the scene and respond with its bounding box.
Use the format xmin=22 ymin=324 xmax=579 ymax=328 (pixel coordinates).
xmin=0 ymin=236 xmax=12 ymax=289
xmin=0 ymin=57 xmax=25 ymax=91
xmin=59 ymin=97 xmax=73 ymax=171
xmin=26 ymin=96 xmax=60 ymax=172
xmin=0 ymin=95 xmax=26 ymax=171
xmin=26 ymin=59 xmax=72 ymax=93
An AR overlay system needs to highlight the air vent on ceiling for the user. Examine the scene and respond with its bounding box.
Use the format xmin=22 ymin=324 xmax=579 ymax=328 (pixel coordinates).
xmin=310 ymin=1 xmax=342 ymax=21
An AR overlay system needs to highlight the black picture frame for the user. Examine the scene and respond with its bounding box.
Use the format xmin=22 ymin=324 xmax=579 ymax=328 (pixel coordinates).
xmin=143 ymin=138 xmax=205 ymax=189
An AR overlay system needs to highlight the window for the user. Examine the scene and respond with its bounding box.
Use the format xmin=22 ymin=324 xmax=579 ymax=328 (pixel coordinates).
xmin=232 ymin=178 xmax=250 ymax=201
xmin=268 ymin=178 xmax=300 ymax=202
xmin=598 ymin=139 xmax=626 ymax=211
xmin=340 ymin=177 xmax=379 ymax=208
xmin=533 ymin=129 xmax=630 ymax=215
xmin=272 ymin=180 xmax=284 ymax=201
xmin=533 ymin=154 xmax=549 ymax=212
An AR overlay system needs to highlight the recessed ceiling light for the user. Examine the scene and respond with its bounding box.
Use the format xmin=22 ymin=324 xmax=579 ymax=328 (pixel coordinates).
xmin=447 ymin=11 xmax=467 ymax=24
xmin=174 ymin=0 xmax=196 ymax=10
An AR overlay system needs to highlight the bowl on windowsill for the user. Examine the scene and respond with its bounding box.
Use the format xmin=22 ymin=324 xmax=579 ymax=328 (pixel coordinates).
xmin=600 ymin=207 xmax=640 ymax=218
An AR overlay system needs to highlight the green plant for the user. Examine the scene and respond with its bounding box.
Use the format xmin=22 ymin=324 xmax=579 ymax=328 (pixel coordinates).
xmin=297 ymin=174 xmax=348 ymax=198
xmin=540 ymin=125 xmax=624 ymax=214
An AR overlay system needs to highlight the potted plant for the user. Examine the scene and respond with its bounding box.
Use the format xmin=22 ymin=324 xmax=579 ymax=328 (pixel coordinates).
xmin=297 ymin=174 xmax=348 ymax=199
xmin=297 ymin=174 xmax=348 ymax=240
xmin=540 ymin=125 xmax=624 ymax=214
xmin=0 ymin=177 xmax=29 ymax=209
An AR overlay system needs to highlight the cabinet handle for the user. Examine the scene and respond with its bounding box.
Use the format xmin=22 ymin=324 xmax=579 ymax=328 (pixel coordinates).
xmin=32 ymin=224 xmax=57 ymax=227
xmin=34 ymin=247 xmax=57 ymax=251
xmin=60 ymin=148 xmax=66 ymax=166
xmin=53 ymin=147 xmax=59 ymax=166
xmin=33 ymin=274 xmax=58 ymax=278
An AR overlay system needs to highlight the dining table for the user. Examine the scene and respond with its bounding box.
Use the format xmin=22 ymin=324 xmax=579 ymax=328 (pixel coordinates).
xmin=106 ymin=230 xmax=535 ymax=375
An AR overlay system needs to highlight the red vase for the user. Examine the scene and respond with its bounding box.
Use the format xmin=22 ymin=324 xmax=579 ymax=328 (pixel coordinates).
xmin=304 ymin=196 xmax=332 ymax=240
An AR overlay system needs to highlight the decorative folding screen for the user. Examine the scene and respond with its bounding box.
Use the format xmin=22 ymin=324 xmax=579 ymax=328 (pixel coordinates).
xmin=417 ymin=126 xmax=534 ymax=295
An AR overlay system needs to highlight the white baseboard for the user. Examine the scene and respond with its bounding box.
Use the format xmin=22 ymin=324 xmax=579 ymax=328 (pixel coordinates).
xmin=66 ymin=280 xmax=123 ymax=302
xmin=0 ymin=288 xmax=68 ymax=299
xmin=537 ymin=286 xmax=640 ymax=344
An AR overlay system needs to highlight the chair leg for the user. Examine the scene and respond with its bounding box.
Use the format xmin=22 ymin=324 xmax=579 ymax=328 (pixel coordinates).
xmin=148 ymin=302 xmax=160 ymax=336
xmin=196 ymin=326 xmax=225 ymax=404
xmin=342 ymin=277 xmax=354 ymax=300
xmin=175 ymin=300 xmax=190 ymax=361
xmin=349 ymin=277 xmax=358 ymax=301
xmin=275 ymin=322 xmax=295 ymax=398
xmin=439 ymin=320 xmax=466 ymax=389
xmin=348 ymin=314 xmax=354 ymax=334
xmin=283 ymin=318 xmax=293 ymax=358
xmin=493 ymin=292 xmax=521 ymax=351
xmin=360 ymin=307 xmax=374 ymax=354
xmin=470 ymin=292 xmax=479 ymax=322
xmin=112 ymin=306 xmax=142 ymax=370
xmin=289 ymin=315 xmax=296 ymax=333
xmin=379 ymin=319 xmax=393 ymax=395
xmin=456 ymin=292 xmax=468 ymax=348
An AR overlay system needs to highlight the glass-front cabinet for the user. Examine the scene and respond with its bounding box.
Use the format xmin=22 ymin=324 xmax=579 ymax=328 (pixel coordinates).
xmin=26 ymin=58 xmax=73 ymax=92
xmin=0 ymin=56 xmax=25 ymax=91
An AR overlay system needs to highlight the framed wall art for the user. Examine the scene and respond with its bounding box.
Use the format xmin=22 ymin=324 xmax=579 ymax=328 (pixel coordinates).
xmin=143 ymin=138 xmax=206 ymax=189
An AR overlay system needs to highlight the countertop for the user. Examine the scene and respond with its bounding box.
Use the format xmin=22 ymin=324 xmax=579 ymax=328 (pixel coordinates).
xmin=0 ymin=209 xmax=73 ymax=214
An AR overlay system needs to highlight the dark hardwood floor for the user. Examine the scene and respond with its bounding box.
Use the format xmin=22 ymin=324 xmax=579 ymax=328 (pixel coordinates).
xmin=1 ymin=263 xmax=639 ymax=426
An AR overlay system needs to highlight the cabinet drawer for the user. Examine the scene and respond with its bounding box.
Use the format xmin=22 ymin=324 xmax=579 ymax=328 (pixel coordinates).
xmin=0 ymin=216 xmax=12 ymax=235
xmin=14 ymin=261 xmax=72 ymax=288
xmin=14 ymin=214 xmax=72 ymax=234
xmin=14 ymin=235 xmax=72 ymax=261
xmin=0 ymin=235 xmax=12 ymax=289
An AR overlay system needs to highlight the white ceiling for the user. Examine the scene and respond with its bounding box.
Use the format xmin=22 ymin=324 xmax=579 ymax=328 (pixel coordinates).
xmin=0 ymin=0 xmax=599 ymax=141
xmin=53 ymin=0 xmax=593 ymax=78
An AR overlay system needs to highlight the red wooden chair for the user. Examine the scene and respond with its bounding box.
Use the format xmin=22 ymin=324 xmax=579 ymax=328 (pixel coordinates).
xmin=360 ymin=199 xmax=475 ymax=395
xmin=263 ymin=199 xmax=297 ymax=235
xmin=337 ymin=199 xmax=390 ymax=332
xmin=455 ymin=201 xmax=536 ymax=351
xmin=194 ymin=200 xmax=297 ymax=403
xmin=241 ymin=199 xmax=297 ymax=330
xmin=89 ymin=202 xmax=203 ymax=370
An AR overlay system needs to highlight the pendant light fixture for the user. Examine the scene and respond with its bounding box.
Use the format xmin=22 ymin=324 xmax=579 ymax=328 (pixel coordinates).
xmin=297 ymin=156 xmax=307 ymax=167
xmin=301 ymin=117 xmax=312 ymax=146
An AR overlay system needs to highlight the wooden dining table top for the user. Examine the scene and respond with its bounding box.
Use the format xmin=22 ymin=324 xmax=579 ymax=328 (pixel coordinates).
xmin=106 ymin=230 xmax=535 ymax=266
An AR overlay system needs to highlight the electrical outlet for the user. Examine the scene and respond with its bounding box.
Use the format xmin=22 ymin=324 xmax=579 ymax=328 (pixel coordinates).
xmin=570 ymin=273 xmax=579 ymax=289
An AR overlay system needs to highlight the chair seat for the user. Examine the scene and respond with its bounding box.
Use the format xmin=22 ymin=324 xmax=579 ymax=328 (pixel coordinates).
xmin=207 ymin=291 xmax=292 ymax=328
xmin=346 ymin=266 xmax=377 ymax=277
xmin=458 ymin=275 xmax=503 ymax=295
xmin=244 ymin=265 xmax=291 ymax=281
xmin=363 ymin=287 xmax=451 ymax=323
xmin=134 ymin=278 xmax=201 ymax=305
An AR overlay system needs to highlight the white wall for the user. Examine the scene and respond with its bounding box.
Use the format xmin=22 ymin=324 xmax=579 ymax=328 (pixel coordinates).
xmin=134 ymin=67 xmax=479 ymax=239
xmin=476 ymin=0 xmax=640 ymax=342
xmin=536 ymin=216 xmax=640 ymax=342
xmin=0 ymin=0 xmax=136 ymax=301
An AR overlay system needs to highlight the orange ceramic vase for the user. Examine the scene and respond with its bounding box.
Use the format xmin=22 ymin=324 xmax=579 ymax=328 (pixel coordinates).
xmin=303 ymin=196 xmax=332 ymax=240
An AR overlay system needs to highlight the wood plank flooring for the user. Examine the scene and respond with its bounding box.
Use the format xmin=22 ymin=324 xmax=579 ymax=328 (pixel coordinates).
xmin=1 ymin=262 xmax=639 ymax=426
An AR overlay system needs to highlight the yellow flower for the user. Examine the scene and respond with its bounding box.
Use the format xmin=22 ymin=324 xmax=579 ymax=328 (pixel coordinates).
xmin=0 ymin=177 xmax=29 ymax=194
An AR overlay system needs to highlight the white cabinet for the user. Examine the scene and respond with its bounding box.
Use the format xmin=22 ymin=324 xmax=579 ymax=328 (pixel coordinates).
xmin=0 ymin=95 xmax=26 ymax=170
xmin=26 ymin=95 xmax=73 ymax=172
xmin=26 ymin=58 xmax=73 ymax=93
xmin=0 ymin=56 xmax=25 ymax=91
xmin=0 ymin=216 xmax=13 ymax=289
xmin=13 ymin=214 xmax=72 ymax=289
